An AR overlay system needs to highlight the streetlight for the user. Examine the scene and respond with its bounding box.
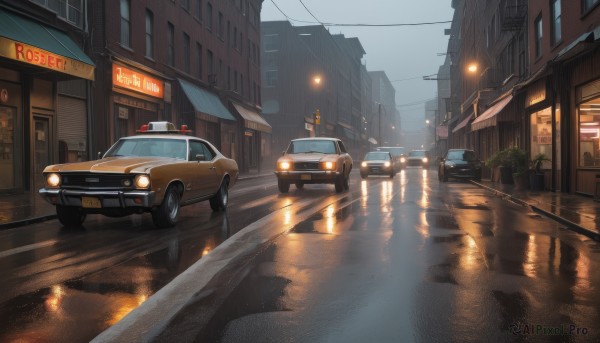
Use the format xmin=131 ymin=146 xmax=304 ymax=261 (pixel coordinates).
xmin=308 ymin=75 xmax=323 ymax=137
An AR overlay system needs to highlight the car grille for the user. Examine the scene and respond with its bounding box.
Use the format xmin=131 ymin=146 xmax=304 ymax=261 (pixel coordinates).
xmin=407 ymin=159 xmax=424 ymax=166
xmin=60 ymin=173 xmax=135 ymax=189
xmin=294 ymin=161 xmax=320 ymax=171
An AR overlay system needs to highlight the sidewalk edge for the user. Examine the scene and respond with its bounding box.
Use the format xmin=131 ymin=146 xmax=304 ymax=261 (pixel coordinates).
xmin=0 ymin=215 xmax=57 ymax=230
xmin=470 ymin=181 xmax=600 ymax=242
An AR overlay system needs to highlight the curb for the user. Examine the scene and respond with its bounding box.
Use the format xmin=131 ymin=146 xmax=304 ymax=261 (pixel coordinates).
xmin=0 ymin=214 xmax=57 ymax=230
xmin=470 ymin=180 xmax=600 ymax=242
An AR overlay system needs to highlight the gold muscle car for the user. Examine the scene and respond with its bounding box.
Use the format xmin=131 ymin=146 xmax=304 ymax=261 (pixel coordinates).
xmin=39 ymin=122 xmax=239 ymax=228
xmin=274 ymin=137 xmax=353 ymax=193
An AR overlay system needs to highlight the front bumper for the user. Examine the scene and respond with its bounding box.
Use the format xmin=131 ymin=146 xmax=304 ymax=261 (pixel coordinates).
xmin=445 ymin=167 xmax=480 ymax=178
xmin=274 ymin=170 xmax=340 ymax=183
xmin=39 ymin=188 xmax=156 ymax=208
xmin=360 ymin=165 xmax=393 ymax=175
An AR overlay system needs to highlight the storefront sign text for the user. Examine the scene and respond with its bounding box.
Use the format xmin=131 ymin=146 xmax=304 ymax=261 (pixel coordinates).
xmin=112 ymin=64 xmax=164 ymax=99
xmin=0 ymin=37 xmax=95 ymax=80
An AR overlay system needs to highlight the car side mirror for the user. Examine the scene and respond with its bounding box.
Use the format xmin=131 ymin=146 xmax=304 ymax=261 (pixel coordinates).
xmin=195 ymin=154 xmax=206 ymax=161
xmin=281 ymin=151 xmax=286 ymax=156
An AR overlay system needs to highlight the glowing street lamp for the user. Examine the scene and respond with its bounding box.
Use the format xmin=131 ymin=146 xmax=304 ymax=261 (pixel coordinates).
xmin=467 ymin=63 xmax=478 ymax=73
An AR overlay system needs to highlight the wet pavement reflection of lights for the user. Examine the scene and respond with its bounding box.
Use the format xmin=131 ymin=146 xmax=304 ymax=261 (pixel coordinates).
xmin=107 ymin=292 xmax=149 ymax=326
xmin=325 ymin=205 xmax=335 ymax=234
xmin=460 ymin=236 xmax=481 ymax=270
xmin=44 ymin=285 xmax=65 ymax=313
xmin=525 ymin=234 xmax=538 ymax=278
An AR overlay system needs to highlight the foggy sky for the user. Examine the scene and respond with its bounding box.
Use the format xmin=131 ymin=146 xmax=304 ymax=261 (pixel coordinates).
xmin=260 ymin=0 xmax=453 ymax=132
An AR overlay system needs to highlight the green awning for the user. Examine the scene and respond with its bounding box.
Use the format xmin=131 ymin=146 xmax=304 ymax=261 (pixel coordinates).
xmin=178 ymin=78 xmax=236 ymax=121
xmin=0 ymin=9 xmax=94 ymax=79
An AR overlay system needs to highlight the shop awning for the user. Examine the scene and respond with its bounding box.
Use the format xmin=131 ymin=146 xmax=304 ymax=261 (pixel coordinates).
xmin=0 ymin=9 xmax=94 ymax=80
xmin=452 ymin=113 xmax=474 ymax=133
xmin=232 ymin=102 xmax=272 ymax=133
xmin=178 ymin=79 xmax=236 ymax=121
xmin=471 ymin=94 xmax=513 ymax=131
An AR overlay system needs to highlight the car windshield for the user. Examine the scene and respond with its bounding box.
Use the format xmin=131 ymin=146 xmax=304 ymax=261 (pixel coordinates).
xmin=364 ymin=152 xmax=390 ymax=161
xmin=289 ymin=140 xmax=337 ymax=154
xmin=408 ymin=150 xmax=426 ymax=157
xmin=105 ymin=138 xmax=188 ymax=160
xmin=447 ymin=150 xmax=478 ymax=161
xmin=377 ymin=147 xmax=406 ymax=156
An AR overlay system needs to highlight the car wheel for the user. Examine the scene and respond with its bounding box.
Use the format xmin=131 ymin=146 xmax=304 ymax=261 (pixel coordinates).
xmin=389 ymin=171 xmax=394 ymax=178
xmin=152 ymin=185 xmax=180 ymax=228
xmin=473 ymin=171 xmax=482 ymax=182
xmin=295 ymin=181 xmax=304 ymax=189
xmin=210 ymin=179 xmax=229 ymax=211
xmin=442 ymin=172 xmax=448 ymax=182
xmin=343 ymin=169 xmax=350 ymax=190
xmin=56 ymin=205 xmax=86 ymax=227
xmin=278 ymin=179 xmax=290 ymax=193
xmin=360 ymin=172 xmax=367 ymax=179
xmin=335 ymin=172 xmax=346 ymax=193
xmin=437 ymin=170 xmax=442 ymax=181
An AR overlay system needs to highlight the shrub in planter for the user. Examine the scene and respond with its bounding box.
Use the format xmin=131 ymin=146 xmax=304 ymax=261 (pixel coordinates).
xmin=529 ymin=153 xmax=550 ymax=191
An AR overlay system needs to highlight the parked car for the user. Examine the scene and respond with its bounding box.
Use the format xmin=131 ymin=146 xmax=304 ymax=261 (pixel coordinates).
xmin=406 ymin=149 xmax=430 ymax=168
xmin=274 ymin=137 xmax=353 ymax=193
xmin=360 ymin=151 xmax=395 ymax=178
xmin=39 ymin=122 xmax=239 ymax=228
xmin=376 ymin=146 xmax=407 ymax=171
xmin=438 ymin=148 xmax=482 ymax=182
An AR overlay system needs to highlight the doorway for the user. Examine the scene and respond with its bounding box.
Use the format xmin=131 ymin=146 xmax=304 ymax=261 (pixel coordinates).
xmin=33 ymin=115 xmax=52 ymax=191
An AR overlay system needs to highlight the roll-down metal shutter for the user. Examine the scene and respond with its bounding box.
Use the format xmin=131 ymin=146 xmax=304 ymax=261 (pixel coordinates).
xmin=57 ymin=95 xmax=87 ymax=152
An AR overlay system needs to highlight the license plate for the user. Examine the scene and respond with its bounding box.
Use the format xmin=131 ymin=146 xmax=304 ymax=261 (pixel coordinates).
xmin=82 ymin=196 xmax=101 ymax=208
xmin=301 ymin=174 xmax=311 ymax=180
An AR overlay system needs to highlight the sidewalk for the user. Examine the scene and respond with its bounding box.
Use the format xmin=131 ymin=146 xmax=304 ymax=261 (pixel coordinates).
xmin=2 ymin=175 xmax=599 ymax=241
xmin=0 ymin=171 xmax=273 ymax=230
xmin=471 ymin=179 xmax=600 ymax=241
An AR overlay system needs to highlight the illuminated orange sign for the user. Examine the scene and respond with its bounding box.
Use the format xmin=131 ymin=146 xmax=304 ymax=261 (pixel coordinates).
xmin=112 ymin=64 xmax=164 ymax=99
xmin=0 ymin=37 xmax=94 ymax=80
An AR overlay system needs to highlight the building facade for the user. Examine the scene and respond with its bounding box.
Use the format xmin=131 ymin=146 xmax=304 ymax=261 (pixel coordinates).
xmin=89 ymin=0 xmax=269 ymax=174
xmin=0 ymin=0 xmax=95 ymax=194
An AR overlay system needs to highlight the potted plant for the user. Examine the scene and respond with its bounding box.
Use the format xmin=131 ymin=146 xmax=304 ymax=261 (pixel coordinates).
xmin=529 ymin=153 xmax=550 ymax=191
xmin=507 ymin=147 xmax=530 ymax=190
xmin=485 ymin=148 xmax=512 ymax=184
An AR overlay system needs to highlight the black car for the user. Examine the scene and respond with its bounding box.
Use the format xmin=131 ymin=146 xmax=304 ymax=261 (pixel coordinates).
xmin=438 ymin=149 xmax=482 ymax=182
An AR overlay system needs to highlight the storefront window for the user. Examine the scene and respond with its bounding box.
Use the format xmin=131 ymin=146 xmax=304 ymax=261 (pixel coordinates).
xmin=530 ymin=107 xmax=552 ymax=169
xmin=579 ymin=98 xmax=600 ymax=167
xmin=0 ymin=107 xmax=15 ymax=190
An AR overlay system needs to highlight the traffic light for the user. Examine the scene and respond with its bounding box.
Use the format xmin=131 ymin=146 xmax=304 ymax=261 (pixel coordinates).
xmin=315 ymin=109 xmax=321 ymax=125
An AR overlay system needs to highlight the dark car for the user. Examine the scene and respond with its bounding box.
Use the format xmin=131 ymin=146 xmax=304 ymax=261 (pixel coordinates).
xmin=438 ymin=149 xmax=482 ymax=182
xmin=360 ymin=151 xmax=395 ymax=178
xmin=406 ymin=150 xmax=430 ymax=168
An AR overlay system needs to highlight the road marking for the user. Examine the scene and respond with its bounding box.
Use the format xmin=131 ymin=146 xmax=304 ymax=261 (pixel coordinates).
xmin=0 ymin=240 xmax=57 ymax=259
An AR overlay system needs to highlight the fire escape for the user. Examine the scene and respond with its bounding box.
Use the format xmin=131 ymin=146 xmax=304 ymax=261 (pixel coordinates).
xmin=501 ymin=0 xmax=527 ymax=31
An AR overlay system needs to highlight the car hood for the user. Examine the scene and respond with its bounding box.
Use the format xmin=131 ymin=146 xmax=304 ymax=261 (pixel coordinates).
xmin=42 ymin=157 xmax=181 ymax=174
xmin=446 ymin=159 xmax=478 ymax=166
xmin=281 ymin=153 xmax=339 ymax=162
xmin=363 ymin=159 xmax=390 ymax=164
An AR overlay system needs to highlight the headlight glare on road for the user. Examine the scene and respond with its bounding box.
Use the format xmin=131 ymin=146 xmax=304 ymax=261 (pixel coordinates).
xmin=323 ymin=161 xmax=336 ymax=170
xmin=279 ymin=161 xmax=291 ymax=170
xmin=47 ymin=173 xmax=61 ymax=187
xmin=361 ymin=161 xmax=367 ymax=167
xmin=135 ymin=175 xmax=151 ymax=189
xmin=384 ymin=161 xmax=391 ymax=167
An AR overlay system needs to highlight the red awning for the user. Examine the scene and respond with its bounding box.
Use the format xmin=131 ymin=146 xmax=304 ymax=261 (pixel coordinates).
xmin=452 ymin=113 xmax=474 ymax=133
xmin=471 ymin=94 xmax=513 ymax=131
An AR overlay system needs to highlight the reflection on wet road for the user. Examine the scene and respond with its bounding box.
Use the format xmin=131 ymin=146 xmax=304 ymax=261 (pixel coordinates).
xmin=186 ymin=169 xmax=600 ymax=343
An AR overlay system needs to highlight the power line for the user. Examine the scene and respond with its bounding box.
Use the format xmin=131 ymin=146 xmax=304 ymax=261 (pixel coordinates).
xmin=298 ymin=0 xmax=323 ymax=25
xmin=269 ymin=0 xmax=451 ymax=27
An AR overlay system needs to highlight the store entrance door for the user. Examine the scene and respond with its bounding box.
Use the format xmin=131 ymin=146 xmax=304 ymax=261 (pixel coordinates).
xmin=33 ymin=115 xmax=52 ymax=191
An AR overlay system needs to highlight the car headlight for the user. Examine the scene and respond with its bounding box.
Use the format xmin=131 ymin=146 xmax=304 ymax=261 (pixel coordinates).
xmin=278 ymin=161 xmax=291 ymax=170
xmin=322 ymin=161 xmax=336 ymax=170
xmin=400 ymin=157 xmax=406 ymax=163
xmin=384 ymin=161 xmax=391 ymax=167
xmin=422 ymin=157 xmax=429 ymax=163
xmin=361 ymin=161 xmax=367 ymax=167
xmin=446 ymin=161 xmax=456 ymax=168
xmin=135 ymin=174 xmax=151 ymax=189
xmin=46 ymin=173 xmax=61 ymax=187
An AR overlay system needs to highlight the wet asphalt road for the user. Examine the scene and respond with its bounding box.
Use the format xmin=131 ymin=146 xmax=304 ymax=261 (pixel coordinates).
xmin=159 ymin=169 xmax=600 ymax=343
xmin=2 ymin=168 xmax=600 ymax=342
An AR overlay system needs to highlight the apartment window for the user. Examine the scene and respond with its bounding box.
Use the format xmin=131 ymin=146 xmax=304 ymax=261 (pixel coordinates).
xmin=219 ymin=59 xmax=223 ymax=87
xmin=240 ymin=74 xmax=244 ymax=96
xmin=184 ymin=33 xmax=190 ymax=73
xmin=534 ymin=15 xmax=543 ymax=58
xmin=145 ymin=10 xmax=154 ymax=58
xmin=120 ymin=0 xmax=131 ymax=47
xmin=228 ymin=67 xmax=231 ymax=89
xmin=551 ymin=0 xmax=562 ymax=45
xmin=168 ymin=23 xmax=175 ymax=67
xmin=234 ymin=27 xmax=238 ymax=50
xmin=196 ymin=0 xmax=203 ymax=20
xmin=583 ymin=0 xmax=600 ymax=13
xmin=196 ymin=43 xmax=203 ymax=79
xmin=265 ymin=70 xmax=278 ymax=87
xmin=218 ymin=12 xmax=224 ymax=39
xmin=32 ymin=0 xmax=83 ymax=27
xmin=207 ymin=50 xmax=214 ymax=78
xmin=240 ymin=32 xmax=243 ymax=53
xmin=518 ymin=33 xmax=526 ymax=76
xmin=263 ymin=34 xmax=280 ymax=52
xmin=206 ymin=2 xmax=213 ymax=31
xmin=234 ymin=70 xmax=238 ymax=92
